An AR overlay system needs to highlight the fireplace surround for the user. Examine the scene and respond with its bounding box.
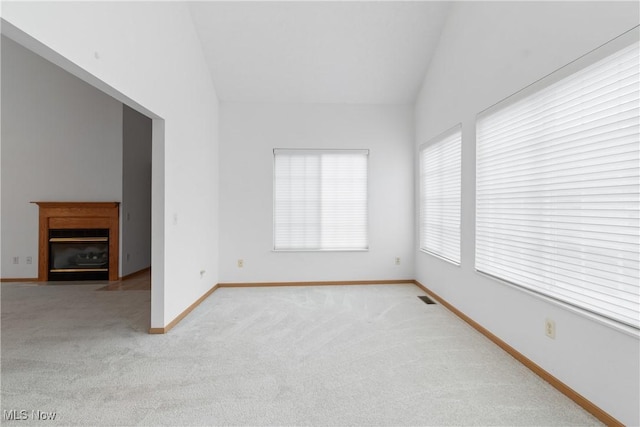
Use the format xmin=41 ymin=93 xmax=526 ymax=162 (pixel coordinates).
xmin=33 ymin=202 xmax=120 ymax=281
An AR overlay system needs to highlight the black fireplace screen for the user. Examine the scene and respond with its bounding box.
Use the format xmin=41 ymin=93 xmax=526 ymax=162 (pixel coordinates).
xmin=48 ymin=229 xmax=109 ymax=280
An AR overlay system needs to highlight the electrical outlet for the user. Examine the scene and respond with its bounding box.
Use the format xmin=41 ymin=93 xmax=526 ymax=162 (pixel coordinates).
xmin=26 ymin=256 xmax=33 ymax=265
xmin=395 ymin=257 xmax=401 ymax=265
xmin=200 ymin=270 xmax=206 ymax=278
xmin=237 ymin=259 xmax=244 ymax=268
xmin=12 ymin=256 xmax=19 ymax=265
xmin=545 ymin=318 xmax=556 ymax=339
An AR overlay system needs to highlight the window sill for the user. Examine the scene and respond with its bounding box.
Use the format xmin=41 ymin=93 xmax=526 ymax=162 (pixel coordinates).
xmin=476 ymin=269 xmax=640 ymax=339
xmin=419 ymin=248 xmax=461 ymax=266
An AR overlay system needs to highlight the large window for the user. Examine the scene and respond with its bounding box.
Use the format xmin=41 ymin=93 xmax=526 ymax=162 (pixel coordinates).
xmin=476 ymin=34 xmax=639 ymax=329
xmin=419 ymin=126 xmax=462 ymax=264
xmin=273 ymin=149 xmax=368 ymax=251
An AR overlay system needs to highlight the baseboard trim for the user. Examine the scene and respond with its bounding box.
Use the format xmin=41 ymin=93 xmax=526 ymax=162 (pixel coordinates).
xmin=120 ymin=266 xmax=151 ymax=281
xmin=412 ymin=280 xmax=622 ymax=427
xmin=148 ymin=283 xmax=219 ymax=334
xmin=218 ymin=279 xmax=415 ymax=288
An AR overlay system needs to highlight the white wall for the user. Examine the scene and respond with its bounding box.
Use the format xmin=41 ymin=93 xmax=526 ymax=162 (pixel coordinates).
xmin=122 ymin=105 xmax=152 ymax=277
xmin=1 ymin=2 xmax=220 ymax=328
xmin=220 ymin=104 xmax=414 ymax=283
xmin=414 ymin=2 xmax=639 ymax=425
xmin=1 ymin=36 xmax=123 ymax=279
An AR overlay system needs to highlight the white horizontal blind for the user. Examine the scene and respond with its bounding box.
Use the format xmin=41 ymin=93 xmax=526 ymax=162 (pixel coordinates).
xmin=420 ymin=126 xmax=462 ymax=264
xmin=476 ymin=40 xmax=640 ymax=329
xmin=274 ymin=149 xmax=368 ymax=251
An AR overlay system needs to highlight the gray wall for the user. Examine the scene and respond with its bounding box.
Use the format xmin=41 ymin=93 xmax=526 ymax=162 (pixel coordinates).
xmin=122 ymin=105 xmax=152 ymax=276
xmin=1 ymin=36 xmax=123 ymax=278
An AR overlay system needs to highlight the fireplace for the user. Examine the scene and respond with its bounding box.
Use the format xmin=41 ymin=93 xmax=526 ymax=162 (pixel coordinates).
xmin=34 ymin=202 xmax=120 ymax=281
xmin=48 ymin=229 xmax=110 ymax=280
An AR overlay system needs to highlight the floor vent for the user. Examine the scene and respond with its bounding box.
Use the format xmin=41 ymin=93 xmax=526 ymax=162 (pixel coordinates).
xmin=418 ymin=295 xmax=436 ymax=305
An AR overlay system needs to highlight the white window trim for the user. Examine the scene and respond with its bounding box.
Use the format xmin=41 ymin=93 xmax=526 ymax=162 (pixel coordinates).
xmin=419 ymin=124 xmax=462 ymax=265
xmin=272 ymin=148 xmax=369 ymax=252
xmin=476 ymin=269 xmax=640 ymax=339
xmin=478 ymin=26 xmax=639 ymax=120
xmin=475 ymin=26 xmax=640 ymax=330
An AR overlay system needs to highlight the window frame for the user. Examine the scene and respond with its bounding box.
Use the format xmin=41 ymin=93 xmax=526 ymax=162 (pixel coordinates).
xmin=272 ymin=148 xmax=369 ymax=252
xmin=419 ymin=124 xmax=462 ymax=265
xmin=474 ymin=27 xmax=640 ymax=330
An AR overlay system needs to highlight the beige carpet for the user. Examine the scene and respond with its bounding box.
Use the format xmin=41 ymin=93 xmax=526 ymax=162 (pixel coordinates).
xmin=1 ymin=282 xmax=600 ymax=426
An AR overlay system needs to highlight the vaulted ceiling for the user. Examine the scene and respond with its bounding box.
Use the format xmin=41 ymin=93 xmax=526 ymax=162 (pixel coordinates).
xmin=188 ymin=2 xmax=451 ymax=104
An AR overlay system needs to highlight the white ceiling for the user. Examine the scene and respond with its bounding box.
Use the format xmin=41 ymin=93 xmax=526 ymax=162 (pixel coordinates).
xmin=188 ymin=1 xmax=451 ymax=104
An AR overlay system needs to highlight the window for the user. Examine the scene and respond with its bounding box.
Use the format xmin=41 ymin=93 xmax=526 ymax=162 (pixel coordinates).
xmin=476 ymin=34 xmax=639 ymax=329
xmin=419 ymin=126 xmax=462 ymax=264
xmin=273 ymin=149 xmax=368 ymax=251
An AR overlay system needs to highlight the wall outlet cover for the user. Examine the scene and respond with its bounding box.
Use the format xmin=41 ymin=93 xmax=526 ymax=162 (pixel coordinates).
xmin=545 ymin=318 xmax=556 ymax=339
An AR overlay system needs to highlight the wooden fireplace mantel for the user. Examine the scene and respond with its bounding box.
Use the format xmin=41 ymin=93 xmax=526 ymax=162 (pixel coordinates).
xmin=33 ymin=202 xmax=120 ymax=281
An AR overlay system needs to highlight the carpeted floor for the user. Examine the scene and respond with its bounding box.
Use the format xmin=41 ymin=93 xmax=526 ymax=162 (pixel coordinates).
xmin=1 ymin=282 xmax=601 ymax=426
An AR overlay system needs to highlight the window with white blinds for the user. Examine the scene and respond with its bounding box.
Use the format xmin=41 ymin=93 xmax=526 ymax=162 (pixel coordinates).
xmin=476 ymin=36 xmax=639 ymax=329
xmin=420 ymin=126 xmax=462 ymax=264
xmin=273 ymin=149 xmax=368 ymax=251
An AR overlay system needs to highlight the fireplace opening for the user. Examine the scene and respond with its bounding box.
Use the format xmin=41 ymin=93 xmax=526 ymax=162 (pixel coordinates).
xmin=48 ymin=229 xmax=110 ymax=281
